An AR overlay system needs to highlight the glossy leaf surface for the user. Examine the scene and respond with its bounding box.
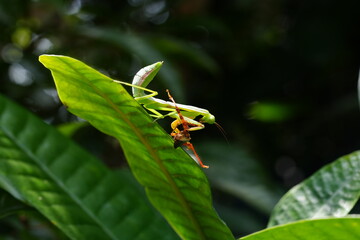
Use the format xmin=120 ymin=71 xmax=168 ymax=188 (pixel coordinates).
xmin=268 ymin=151 xmax=360 ymax=227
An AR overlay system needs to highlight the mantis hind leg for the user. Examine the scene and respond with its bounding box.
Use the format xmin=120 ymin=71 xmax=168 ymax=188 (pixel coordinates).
xmin=141 ymin=104 xmax=179 ymax=120
xmin=183 ymin=142 xmax=209 ymax=168
xmin=142 ymin=105 xmax=178 ymax=120
xmin=144 ymin=107 xmax=165 ymax=119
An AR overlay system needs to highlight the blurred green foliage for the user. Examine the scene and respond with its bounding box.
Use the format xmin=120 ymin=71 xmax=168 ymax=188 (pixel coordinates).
xmin=247 ymin=101 xmax=295 ymax=123
xmin=1 ymin=0 xmax=360 ymax=238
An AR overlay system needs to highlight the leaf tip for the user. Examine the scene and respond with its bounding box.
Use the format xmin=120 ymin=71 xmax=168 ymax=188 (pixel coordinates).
xmin=38 ymin=54 xmax=58 ymax=65
xmin=39 ymin=55 xmax=57 ymax=68
xmin=38 ymin=54 xmax=46 ymax=64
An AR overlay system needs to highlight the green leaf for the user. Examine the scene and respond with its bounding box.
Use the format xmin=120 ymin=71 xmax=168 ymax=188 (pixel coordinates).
xmin=56 ymin=121 xmax=89 ymax=137
xmin=268 ymin=151 xmax=360 ymax=227
xmin=39 ymin=55 xmax=234 ymax=240
xmin=0 ymin=94 xmax=177 ymax=240
xmin=240 ymin=217 xmax=360 ymax=240
xmin=247 ymin=101 xmax=295 ymax=123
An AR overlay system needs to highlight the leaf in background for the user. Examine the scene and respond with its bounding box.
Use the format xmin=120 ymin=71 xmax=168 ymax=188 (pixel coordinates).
xmin=268 ymin=151 xmax=360 ymax=227
xmin=39 ymin=55 xmax=234 ymax=240
xmin=247 ymin=101 xmax=295 ymax=123
xmin=0 ymin=94 xmax=177 ymax=240
xmin=240 ymin=217 xmax=360 ymax=240
xmin=56 ymin=121 xmax=89 ymax=137
xmin=198 ymin=141 xmax=283 ymax=214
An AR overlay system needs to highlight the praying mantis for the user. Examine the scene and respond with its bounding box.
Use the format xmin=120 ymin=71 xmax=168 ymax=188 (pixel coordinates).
xmin=113 ymin=61 xmax=217 ymax=168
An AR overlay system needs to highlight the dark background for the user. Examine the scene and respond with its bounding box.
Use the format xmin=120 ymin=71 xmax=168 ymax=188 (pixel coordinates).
xmin=1 ymin=0 xmax=360 ymax=238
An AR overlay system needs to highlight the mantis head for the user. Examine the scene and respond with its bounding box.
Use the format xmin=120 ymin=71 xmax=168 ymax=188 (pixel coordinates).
xmin=200 ymin=114 xmax=215 ymax=124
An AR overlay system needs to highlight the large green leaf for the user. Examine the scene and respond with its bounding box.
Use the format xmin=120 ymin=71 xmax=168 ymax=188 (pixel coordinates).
xmin=0 ymin=94 xmax=177 ymax=240
xmin=268 ymin=151 xmax=360 ymax=227
xmin=240 ymin=217 xmax=360 ymax=240
xmin=39 ymin=55 xmax=234 ymax=240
